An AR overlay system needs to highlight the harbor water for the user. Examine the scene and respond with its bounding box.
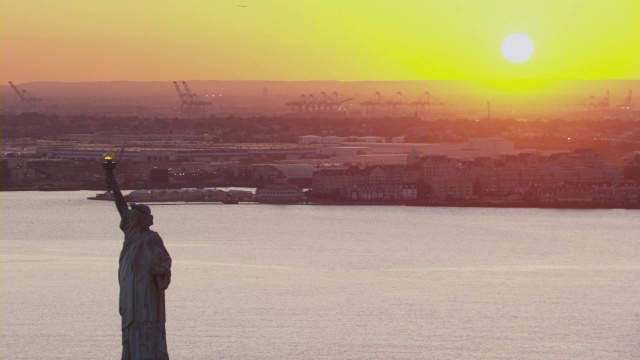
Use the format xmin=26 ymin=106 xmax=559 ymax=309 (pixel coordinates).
xmin=1 ymin=191 xmax=639 ymax=359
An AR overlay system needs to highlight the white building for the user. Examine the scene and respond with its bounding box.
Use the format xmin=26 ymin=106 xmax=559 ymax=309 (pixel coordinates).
xmin=318 ymin=138 xmax=517 ymax=163
xmin=255 ymin=176 xmax=306 ymax=203
xmin=299 ymin=135 xmax=323 ymax=144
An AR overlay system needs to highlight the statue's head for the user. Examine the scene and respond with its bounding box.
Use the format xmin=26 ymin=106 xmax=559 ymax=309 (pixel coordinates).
xmin=130 ymin=203 xmax=154 ymax=230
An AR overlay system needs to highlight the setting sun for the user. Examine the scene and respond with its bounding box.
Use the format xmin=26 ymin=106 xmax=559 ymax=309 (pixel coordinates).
xmin=501 ymin=33 xmax=535 ymax=63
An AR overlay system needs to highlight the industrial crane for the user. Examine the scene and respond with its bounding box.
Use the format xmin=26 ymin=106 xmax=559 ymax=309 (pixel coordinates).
xmin=360 ymin=91 xmax=384 ymax=114
xmin=8 ymin=81 xmax=41 ymax=103
xmin=620 ymin=90 xmax=634 ymax=110
xmin=182 ymin=81 xmax=196 ymax=102
xmin=330 ymin=92 xmax=352 ymax=111
xmin=582 ymin=90 xmax=610 ymax=109
xmin=286 ymin=91 xmax=352 ymax=113
xmin=173 ymin=81 xmax=186 ymax=103
xmin=286 ymin=94 xmax=308 ymax=112
xmin=385 ymin=92 xmax=405 ymax=114
xmin=409 ymin=91 xmax=444 ymax=114
xmin=592 ymin=90 xmax=610 ymax=109
xmin=173 ymin=81 xmax=188 ymax=112
xmin=306 ymin=94 xmax=316 ymax=112
xmin=172 ymin=81 xmax=211 ymax=116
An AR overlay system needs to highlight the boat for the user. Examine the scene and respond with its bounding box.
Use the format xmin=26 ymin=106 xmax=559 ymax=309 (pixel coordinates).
xmin=255 ymin=176 xmax=305 ymax=204
xmin=222 ymin=195 xmax=240 ymax=204
xmin=87 ymin=192 xmax=118 ymax=201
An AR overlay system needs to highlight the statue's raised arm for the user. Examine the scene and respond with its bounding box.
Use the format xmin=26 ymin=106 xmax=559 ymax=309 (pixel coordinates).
xmin=102 ymin=151 xmax=129 ymax=219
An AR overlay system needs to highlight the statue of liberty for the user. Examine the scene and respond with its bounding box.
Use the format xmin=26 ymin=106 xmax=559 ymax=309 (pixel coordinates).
xmin=103 ymin=152 xmax=172 ymax=360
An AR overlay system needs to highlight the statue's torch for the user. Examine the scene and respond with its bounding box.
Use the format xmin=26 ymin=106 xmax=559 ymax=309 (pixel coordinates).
xmin=102 ymin=151 xmax=117 ymax=192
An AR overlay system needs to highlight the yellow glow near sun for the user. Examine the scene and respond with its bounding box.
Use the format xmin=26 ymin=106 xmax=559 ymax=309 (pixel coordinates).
xmin=3 ymin=1 xmax=640 ymax=82
xmin=501 ymin=33 xmax=535 ymax=63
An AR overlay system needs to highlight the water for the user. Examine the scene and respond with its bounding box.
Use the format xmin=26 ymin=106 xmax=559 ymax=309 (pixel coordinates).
xmin=1 ymin=191 xmax=639 ymax=359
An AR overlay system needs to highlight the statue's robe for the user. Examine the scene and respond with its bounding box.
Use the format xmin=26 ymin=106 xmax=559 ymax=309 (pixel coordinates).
xmin=119 ymin=212 xmax=172 ymax=360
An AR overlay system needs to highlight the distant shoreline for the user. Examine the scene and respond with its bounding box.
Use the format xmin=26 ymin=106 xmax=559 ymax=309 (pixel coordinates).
xmin=310 ymin=199 xmax=640 ymax=210
xmin=411 ymin=201 xmax=640 ymax=210
xmin=3 ymin=188 xmax=638 ymax=209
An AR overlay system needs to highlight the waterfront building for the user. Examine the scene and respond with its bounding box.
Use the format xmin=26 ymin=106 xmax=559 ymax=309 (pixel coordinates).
xmin=299 ymin=135 xmax=385 ymax=145
xmin=624 ymin=153 xmax=640 ymax=183
xmin=252 ymin=164 xmax=317 ymax=185
xmin=312 ymin=167 xmax=369 ymax=195
xmin=255 ymin=176 xmax=305 ymax=203
xmin=419 ymin=155 xmax=463 ymax=180
xmin=299 ymin=135 xmax=323 ymax=144
xmin=127 ymin=188 xmax=228 ymax=202
xmin=344 ymin=136 xmax=385 ymax=143
xmin=345 ymin=184 xmax=417 ymax=201
xmin=312 ymin=165 xmax=419 ymax=200
xmin=310 ymin=148 xmax=632 ymax=204
xmin=429 ymin=176 xmax=474 ymax=202
xmin=1 ymin=159 xmax=34 ymax=186
xmin=317 ymin=137 xmax=517 ymax=161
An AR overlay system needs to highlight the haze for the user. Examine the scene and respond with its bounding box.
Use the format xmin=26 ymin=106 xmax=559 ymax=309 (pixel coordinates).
xmin=1 ymin=0 xmax=639 ymax=83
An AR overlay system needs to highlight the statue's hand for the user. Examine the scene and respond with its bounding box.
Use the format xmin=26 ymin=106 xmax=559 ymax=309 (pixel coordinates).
xmin=102 ymin=161 xmax=116 ymax=171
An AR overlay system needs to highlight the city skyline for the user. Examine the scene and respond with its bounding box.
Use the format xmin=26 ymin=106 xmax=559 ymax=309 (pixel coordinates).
xmin=1 ymin=0 xmax=639 ymax=84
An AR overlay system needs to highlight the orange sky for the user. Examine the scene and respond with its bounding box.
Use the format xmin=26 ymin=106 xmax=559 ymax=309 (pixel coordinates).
xmin=1 ymin=0 xmax=639 ymax=83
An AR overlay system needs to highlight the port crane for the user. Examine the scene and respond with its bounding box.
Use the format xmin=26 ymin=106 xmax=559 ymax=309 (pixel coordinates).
xmin=285 ymin=94 xmax=308 ymax=112
xmin=384 ymin=92 xmax=405 ymax=114
xmin=8 ymin=81 xmax=41 ymax=103
xmin=286 ymin=91 xmax=352 ymax=112
xmin=172 ymin=81 xmax=211 ymax=116
xmin=327 ymin=91 xmax=352 ymax=111
xmin=173 ymin=81 xmax=188 ymax=111
xmin=360 ymin=91 xmax=384 ymax=114
xmin=409 ymin=91 xmax=444 ymax=115
xmin=620 ymin=90 xmax=634 ymax=110
xmin=580 ymin=90 xmax=610 ymax=109
xmin=360 ymin=91 xmax=445 ymax=116
xmin=182 ymin=81 xmax=196 ymax=103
